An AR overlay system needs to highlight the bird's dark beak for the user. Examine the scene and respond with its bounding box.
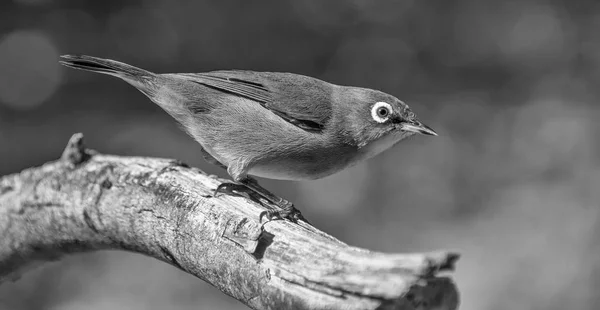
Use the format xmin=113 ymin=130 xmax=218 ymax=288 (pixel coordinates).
xmin=401 ymin=120 xmax=438 ymax=136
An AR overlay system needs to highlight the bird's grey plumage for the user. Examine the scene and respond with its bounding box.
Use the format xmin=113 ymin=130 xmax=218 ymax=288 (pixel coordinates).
xmin=59 ymin=55 xmax=435 ymax=183
xmin=176 ymin=71 xmax=334 ymax=132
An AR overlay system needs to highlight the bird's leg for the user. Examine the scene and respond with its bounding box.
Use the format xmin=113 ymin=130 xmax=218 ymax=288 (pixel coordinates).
xmin=214 ymin=177 xmax=306 ymax=222
xmin=204 ymin=151 xmax=265 ymax=204
xmin=200 ymin=147 xmax=227 ymax=169
xmin=239 ymin=177 xmax=306 ymax=223
xmin=213 ymin=161 xmax=306 ymax=223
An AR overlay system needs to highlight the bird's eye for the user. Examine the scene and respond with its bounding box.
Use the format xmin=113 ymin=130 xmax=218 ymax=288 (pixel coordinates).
xmin=371 ymin=102 xmax=393 ymax=123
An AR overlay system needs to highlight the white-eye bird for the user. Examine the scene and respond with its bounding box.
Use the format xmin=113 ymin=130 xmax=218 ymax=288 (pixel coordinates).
xmin=59 ymin=55 xmax=437 ymax=221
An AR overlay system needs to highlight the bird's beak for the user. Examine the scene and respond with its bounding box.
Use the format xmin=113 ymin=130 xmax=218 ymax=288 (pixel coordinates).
xmin=401 ymin=121 xmax=438 ymax=136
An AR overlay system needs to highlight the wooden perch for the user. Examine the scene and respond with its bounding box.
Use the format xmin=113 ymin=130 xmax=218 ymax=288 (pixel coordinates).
xmin=0 ymin=133 xmax=460 ymax=310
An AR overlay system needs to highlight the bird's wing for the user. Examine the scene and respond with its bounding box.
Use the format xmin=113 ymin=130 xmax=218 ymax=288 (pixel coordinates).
xmin=178 ymin=71 xmax=333 ymax=132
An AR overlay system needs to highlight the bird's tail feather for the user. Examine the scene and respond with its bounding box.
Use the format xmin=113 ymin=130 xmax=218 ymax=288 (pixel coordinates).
xmin=59 ymin=55 xmax=154 ymax=79
xmin=59 ymin=54 xmax=161 ymax=99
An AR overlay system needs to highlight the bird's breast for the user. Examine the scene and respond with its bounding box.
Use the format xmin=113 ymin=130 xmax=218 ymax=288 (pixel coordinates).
xmin=248 ymin=161 xmax=344 ymax=180
xmin=248 ymin=145 xmax=359 ymax=181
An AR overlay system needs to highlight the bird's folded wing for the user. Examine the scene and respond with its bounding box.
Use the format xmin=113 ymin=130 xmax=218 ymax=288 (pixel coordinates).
xmin=179 ymin=71 xmax=331 ymax=132
xmin=182 ymin=73 xmax=272 ymax=103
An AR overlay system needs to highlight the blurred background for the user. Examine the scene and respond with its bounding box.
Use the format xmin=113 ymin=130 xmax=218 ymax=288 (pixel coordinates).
xmin=1 ymin=0 xmax=599 ymax=309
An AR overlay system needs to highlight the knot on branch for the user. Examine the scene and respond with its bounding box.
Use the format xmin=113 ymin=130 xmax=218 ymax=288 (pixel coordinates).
xmin=61 ymin=133 xmax=92 ymax=166
xmin=222 ymin=216 xmax=264 ymax=254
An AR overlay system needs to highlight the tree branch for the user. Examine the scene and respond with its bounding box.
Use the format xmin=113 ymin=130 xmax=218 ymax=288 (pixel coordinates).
xmin=0 ymin=133 xmax=460 ymax=310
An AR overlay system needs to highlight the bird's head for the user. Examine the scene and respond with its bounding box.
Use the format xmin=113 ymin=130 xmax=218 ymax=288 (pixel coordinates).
xmin=338 ymin=87 xmax=437 ymax=156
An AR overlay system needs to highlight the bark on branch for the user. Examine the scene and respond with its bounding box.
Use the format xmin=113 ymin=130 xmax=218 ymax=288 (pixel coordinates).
xmin=0 ymin=133 xmax=460 ymax=310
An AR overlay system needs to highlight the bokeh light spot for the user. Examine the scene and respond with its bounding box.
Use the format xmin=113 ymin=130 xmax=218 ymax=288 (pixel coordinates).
xmin=0 ymin=30 xmax=62 ymax=110
xmin=503 ymin=4 xmax=567 ymax=62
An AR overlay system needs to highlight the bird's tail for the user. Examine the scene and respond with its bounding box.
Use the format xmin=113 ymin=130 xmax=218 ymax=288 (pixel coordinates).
xmin=59 ymin=55 xmax=153 ymax=79
xmin=60 ymin=54 xmax=160 ymax=98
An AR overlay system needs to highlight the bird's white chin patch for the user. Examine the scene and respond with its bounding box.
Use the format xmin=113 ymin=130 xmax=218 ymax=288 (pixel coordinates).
xmin=358 ymin=131 xmax=412 ymax=160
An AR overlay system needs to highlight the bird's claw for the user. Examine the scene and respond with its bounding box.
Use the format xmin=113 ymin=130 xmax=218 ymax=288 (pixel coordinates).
xmin=214 ymin=181 xmax=309 ymax=224
xmin=213 ymin=182 xmax=248 ymax=198
xmin=259 ymin=199 xmax=308 ymax=224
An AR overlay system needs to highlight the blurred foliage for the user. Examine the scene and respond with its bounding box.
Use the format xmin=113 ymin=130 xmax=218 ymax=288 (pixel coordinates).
xmin=1 ymin=0 xmax=599 ymax=309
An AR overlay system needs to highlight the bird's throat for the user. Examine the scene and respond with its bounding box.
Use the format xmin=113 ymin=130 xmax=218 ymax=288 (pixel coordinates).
xmin=358 ymin=131 xmax=412 ymax=161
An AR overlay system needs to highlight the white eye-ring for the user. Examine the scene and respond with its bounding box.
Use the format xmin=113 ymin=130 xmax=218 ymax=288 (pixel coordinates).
xmin=371 ymin=102 xmax=393 ymax=123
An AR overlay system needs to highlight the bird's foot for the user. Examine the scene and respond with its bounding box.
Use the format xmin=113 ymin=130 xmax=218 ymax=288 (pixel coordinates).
xmin=214 ymin=181 xmax=308 ymax=224
xmin=214 ymin=182 xmax=264 ymax=204
xmin=214 ymin=182 xmax=248 ymax=197
xmin=213 ymin=183 xmax=247 ymax=197
xmin=259 ymin=198 xmax=308 ymax=224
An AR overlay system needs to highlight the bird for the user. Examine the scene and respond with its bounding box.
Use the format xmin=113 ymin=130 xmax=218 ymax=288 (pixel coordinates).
xmin=59 ymin=55 xmax=437 ymax=222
